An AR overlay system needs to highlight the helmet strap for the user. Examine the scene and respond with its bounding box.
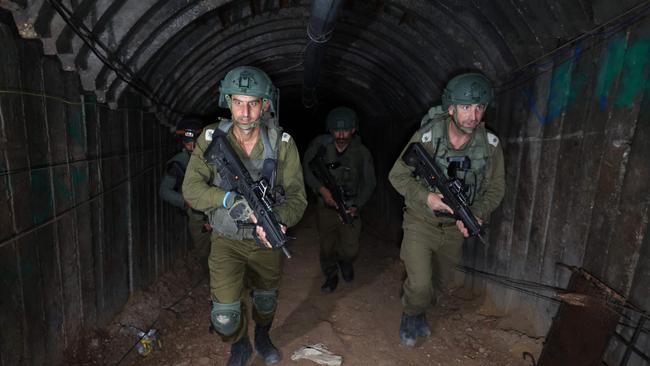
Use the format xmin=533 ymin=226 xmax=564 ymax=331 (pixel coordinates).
xmin=235 ymin=120 xmax=259 ymax=130
xmin=226 ymin=95 xmax=264 ymax=130
xmin=451 ymin=107 xmax=476 ymax=135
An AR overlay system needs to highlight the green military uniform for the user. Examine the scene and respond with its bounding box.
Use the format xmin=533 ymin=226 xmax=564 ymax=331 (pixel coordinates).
xmin=182 ymin=119 xmax=307 ymax=343
xmin=389 ymin=113 xmax=505 ymax=316
xmin=159 ymin=150 xmax=211 ymax=264
xmin=303 ymin=134 xmax=376 ymax=277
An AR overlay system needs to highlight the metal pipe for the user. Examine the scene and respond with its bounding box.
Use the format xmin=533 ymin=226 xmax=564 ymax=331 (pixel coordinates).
xmin=302 ymin=0 xmax=345 ymax=108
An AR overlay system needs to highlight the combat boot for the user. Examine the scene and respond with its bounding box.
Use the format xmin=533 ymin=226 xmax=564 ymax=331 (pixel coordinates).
xmin=254 ymin=324 xmax=281 ymax=365
xmin=320 ymin=272 xmax=339 ymax=293
xmin=227 ymin=336 xmax=253 ymax=366
xmin=399 ymin=313 xmax=418 ymax=347
xmin=339 ymin=261 xmax=354 ymax=282
xmin=415 ymin=313 xmax=431 ymax=337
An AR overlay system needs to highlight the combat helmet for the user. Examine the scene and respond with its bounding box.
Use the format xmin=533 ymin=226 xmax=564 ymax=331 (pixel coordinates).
xmin=218 ymin=66 xmax=278 ymax=113
xmin=175 ymin=118 xmax=203 ymax=142
xmin=326 ymin=107 xmax=357 ymax=130
xmin=441 ymin=73 xmax=493 ymax=109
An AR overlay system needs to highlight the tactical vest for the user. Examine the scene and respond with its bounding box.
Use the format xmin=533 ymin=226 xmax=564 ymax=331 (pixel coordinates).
xmin=166 ymin=151 xmax=190 ymax=191
xmin=420 ymin=115 xmax=491 ymax=205
xmin=207 ymin=119 xmax=282 ymax=240
xmin=317 ymin=135 xmax=361 ymax=205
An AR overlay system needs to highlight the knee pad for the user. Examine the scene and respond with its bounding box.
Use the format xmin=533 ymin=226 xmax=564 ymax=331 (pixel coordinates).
xmin=210 ymin=300 xmax=241 ymax=336
xmin=252 ymin=289 xmax=277 ymax=316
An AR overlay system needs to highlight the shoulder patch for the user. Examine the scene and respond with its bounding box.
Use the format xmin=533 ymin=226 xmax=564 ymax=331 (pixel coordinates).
xmin=205 ymin=129 xmax=214 ymax=141
xmin=281 ymin=132 xmax=291 ymax=142
xmin=421 ymin=130 xmax=432 ymax=143
xmin=487 ymin=132 xmax=499 ymax=147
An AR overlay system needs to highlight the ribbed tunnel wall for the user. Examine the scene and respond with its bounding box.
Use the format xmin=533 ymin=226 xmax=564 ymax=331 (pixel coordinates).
xmin=1 ymin=0 xmax=650 ymax=365
xmin=484 ymin=14 xmax=650 ymax=358
xmin=0 ymin=11 xmax=191 ymax=365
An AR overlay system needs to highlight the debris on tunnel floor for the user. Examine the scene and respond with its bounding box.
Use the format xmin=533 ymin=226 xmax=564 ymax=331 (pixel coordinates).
xmin=67 ymin=209 xmax=543 ymax=366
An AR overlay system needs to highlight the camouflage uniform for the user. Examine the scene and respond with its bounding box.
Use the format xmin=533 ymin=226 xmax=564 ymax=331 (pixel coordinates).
xmin=159 ymin=150 xmax=211 ymax=264
xmin=182 ymin=118 xmax=306 ymax=344
xmin=389 ymin=113 xmax=505 ymax=315
xmin=303 ymin=134 xmax=376 ymax=280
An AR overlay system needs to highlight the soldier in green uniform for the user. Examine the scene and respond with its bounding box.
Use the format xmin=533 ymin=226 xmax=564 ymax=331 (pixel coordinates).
xmin=159 ymin=118 xmax=211 ymax=266
xmin=389 ymin=73 xmax=505 ymax=347
xmin=303 ymin=107 xmax=376 ymax=293
xmin=182 ymin=66 xmax=307 ymax=366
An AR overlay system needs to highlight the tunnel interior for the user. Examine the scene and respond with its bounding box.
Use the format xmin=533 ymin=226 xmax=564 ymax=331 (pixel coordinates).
xmin=1 ymin=0 xmax=650 ymax=365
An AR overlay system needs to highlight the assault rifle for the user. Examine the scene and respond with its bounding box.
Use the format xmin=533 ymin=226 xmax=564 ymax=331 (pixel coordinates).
xmin=309 ymin=146 xmax=354 ymax=224
xmin=204 ymin=130 xmax=292 ymax=258
xmin=402 ymin=142 xmax=487 ymax=244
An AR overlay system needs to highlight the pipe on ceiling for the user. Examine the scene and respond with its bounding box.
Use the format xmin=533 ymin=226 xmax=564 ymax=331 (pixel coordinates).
xmin=302 ymin=0 xmax=345 ymax=108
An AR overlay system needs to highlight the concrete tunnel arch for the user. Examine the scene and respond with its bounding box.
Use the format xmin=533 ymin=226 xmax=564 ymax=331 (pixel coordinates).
xmin=1 ymin=0 xmax=650 ymax=365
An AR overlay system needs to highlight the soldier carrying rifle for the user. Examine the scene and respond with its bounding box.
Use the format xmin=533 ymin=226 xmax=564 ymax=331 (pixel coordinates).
xmin=303 ymin=107 xmax=376 ymax=293
xmin=183 ymin=66 xmax=307 ymax=366
xmin=389 ymin=73 xmax=505 ymax=348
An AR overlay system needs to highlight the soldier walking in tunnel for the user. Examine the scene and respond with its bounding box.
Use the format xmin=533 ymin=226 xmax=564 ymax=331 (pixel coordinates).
xmin=182 ymin=66 xmax=307 ymax=366
xmin=389 ymin=73 xmax=505 ymax=347
xmin=159 ymin=118 xmax=211 ymax=267
xmin=303 ymin=107 xmax=376 ymax=293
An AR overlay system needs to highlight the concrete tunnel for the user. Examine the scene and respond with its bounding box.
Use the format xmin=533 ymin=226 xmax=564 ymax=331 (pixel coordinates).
xmin=0 ymin=0 xmax=649 ymax=365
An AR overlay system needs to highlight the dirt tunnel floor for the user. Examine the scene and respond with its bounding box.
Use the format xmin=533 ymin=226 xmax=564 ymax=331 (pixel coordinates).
xmin=69 ymin=208 xmax=542 ymax=366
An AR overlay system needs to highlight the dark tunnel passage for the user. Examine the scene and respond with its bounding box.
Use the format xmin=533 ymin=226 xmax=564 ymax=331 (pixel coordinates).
xmin=1 ymin=0 xmax=650 ymax=365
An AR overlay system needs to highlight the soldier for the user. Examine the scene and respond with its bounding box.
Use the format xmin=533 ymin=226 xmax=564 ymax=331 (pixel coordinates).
xmin=303 ymin=107 xmax=376 ymax=293
xmin=389 ymin=73 xmax=505 ymax=347
xmin=159 ymin=118 xmax=211 ymax=265
xmin=182 ymin=66 xmax=307 ymax=366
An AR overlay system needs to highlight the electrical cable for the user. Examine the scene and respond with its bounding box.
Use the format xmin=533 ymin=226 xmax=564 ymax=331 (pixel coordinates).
xmin=114 ymin=274 xmax=207 ymax=365
xmin=498 ymin=1 xmax=650 ymax=93
xmin=455 ymin=263 xmax=650 ymax=321
xmin=45 ymin=0 xmax=186 ymax=118
xmin=0 ymin=89 xmax=147 ymax=110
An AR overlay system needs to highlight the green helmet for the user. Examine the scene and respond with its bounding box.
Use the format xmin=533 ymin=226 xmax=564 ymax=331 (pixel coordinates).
xmin=326 ymin=107 xmax=357 ymax=130
xmin=441 ymin=73 xmax=493 ymax=109
xmin=218 ymin=66 xmax=278 ymax=113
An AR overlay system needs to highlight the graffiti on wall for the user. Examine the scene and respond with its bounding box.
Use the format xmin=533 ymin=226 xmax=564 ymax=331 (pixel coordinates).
xmin=524 ymin=37 xmax=650 ymax=124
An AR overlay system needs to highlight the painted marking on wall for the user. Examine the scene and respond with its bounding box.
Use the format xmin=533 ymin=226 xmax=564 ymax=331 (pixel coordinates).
xmin=72 ymin=166 xmax=88 ymax=188
xmin=596 ymin=38 xmax=627 ymax=111
xmin=54 ymin=174 xmax=73 ymax=202
xmin=30 ymin=170 xmax=53 ymax=224
xmin=523 ymin=37 xmax=650 ymax=124
xmin=545 ymin=57 xmax=573 ymax=124
xmin=615 ymin=40 xmax=650 ymax=108
xmin=68 ymin=109 xmax=84 ymax=148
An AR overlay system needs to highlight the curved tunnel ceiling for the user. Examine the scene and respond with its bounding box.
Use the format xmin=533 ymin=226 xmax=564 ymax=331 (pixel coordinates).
xmin=1 ymin=0 xmax=644 ymax=126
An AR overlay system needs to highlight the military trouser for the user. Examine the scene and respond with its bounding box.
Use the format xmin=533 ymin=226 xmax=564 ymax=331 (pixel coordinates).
xmin=187 ymin=210 xmax=211 ymax=268
xmin=400 ymin=209 xmax=464 ymax=316
xmin=316 ymin=204 xmax=362 ymax=276
xmin=208 ymin=234 xmax=282 ymax=343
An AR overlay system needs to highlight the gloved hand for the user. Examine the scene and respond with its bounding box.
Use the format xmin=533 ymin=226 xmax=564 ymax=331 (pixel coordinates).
xmin=223 ymin=192 xmax=253 ymax=222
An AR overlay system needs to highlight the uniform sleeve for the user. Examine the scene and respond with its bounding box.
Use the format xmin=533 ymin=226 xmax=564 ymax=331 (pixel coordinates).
xmin=159 ymin=172 xmax=185 ymax=209
xmin=469 ymin=142 xmax=505 ymax=220
xmin=302 ymin=137 xmax=323 ymax=194
xmin=181 ymin=129 xmax=227 ymax=212
xmin=273 ymin=134 xmax=307 ymax=227
xmin=353 ymin=146 xmax=376 ymax=209
xmin=388 ymin=132 xmax=431 ymax=210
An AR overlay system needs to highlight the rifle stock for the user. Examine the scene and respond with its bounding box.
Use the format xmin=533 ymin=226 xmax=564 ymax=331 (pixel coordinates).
xmin=402 ymin=142 xmax=486 ymax=244
xmin=204 ymin=130 xmax=292 ymax=258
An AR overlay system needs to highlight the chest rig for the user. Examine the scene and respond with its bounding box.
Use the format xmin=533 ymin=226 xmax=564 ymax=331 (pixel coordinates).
xmin=421 ymin=117 xmax=490 ymax=205
xmin=319 ymin=135 xmax=360 ymax=204
xmin=208 ymin=119 xmax=282 ymax=240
